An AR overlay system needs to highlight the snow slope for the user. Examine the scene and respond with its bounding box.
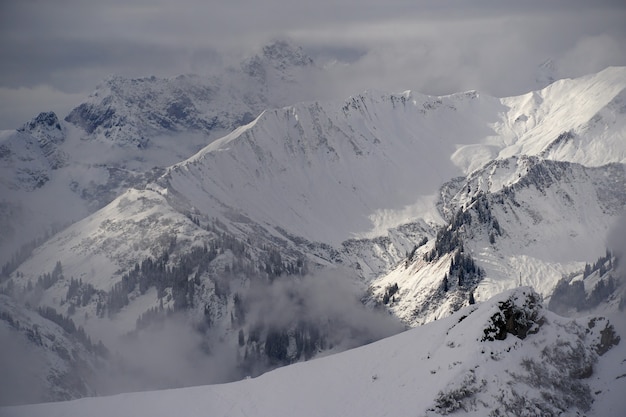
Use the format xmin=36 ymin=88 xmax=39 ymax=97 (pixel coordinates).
xmin=3 ymin=287 xmax=624 ymax=417
xmin=13 ymin=189 xmax=212 ymax=294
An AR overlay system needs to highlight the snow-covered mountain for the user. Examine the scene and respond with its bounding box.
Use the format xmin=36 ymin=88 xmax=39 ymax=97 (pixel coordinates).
xmin=3 ymin=287 xmax=624 ymax=416
xmin=0 ymin=40 xmax=324 ymax=265
xmin=372 ymin=156 xmax=626 ymax=325
xmin=64 ymin=40 xmax=317 ymax=150
xmin=1 ymin=63 xmax=626 ymax=407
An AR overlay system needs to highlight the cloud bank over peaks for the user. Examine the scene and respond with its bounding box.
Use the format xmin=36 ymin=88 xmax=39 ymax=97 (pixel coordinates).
xmin=1 ymin=1 xmax=625 ymax=128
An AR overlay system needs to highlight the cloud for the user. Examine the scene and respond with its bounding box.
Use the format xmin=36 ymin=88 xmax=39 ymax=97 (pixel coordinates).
xmin=557 ymin=34 xmax=626 ymax=78
xmin=0 ymin=86 xmax=85 ymax=129
xmin=299 ymin=7 xmax=626 ymax=98
xmin=0 ymin=325 xmax=47 ymax=406
xmin=0 ymin=1 xmax=625 ymax=128
xmin=607 ymin=214 xmax=626 ymax=278
xmin=93 ymin=314 xmax=241 ymax=395
xmin=244 ymin=269 xmax=405 ymax=350
xmin=87 ymin=267 xmax=403 ymax=396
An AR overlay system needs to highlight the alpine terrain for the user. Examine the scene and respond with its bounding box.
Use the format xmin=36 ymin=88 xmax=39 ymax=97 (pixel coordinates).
xmin=1 ymin=41 xmax=625 ymax=414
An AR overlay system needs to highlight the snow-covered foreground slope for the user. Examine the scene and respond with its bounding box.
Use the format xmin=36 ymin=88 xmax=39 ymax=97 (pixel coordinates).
xmin=3 ymin=288 xmax=624 ymax=417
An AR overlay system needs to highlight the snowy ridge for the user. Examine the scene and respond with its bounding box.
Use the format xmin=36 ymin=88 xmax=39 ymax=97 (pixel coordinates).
xmin=3 ymin=287 xmax=624 ymax=416
xmin=13 ymin=189 xmax=212 ymax=294
xmin=164 ymin=67 xmax=626 ymax=247
xmin=161 ymin=92 xmax=480 ymax=245
xmin=0 ymin=112 xmax=67 ymax=192
xmin=497 ymin=66 xmax=626 ymax=166
xmin=371 ymin=157 xmax=626 ymax=325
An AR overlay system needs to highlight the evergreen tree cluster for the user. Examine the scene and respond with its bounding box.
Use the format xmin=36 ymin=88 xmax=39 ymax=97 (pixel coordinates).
xmin=293 ymin=322 xmax=322 ymax=361
xmin=105 ymin=243 xmax=213 ymax=317
xmin=471 ymin=193 xmax=501 ymax=245
xmin=424 ymin=193 xmax=501 ymax=262
xmin=264 ymin=328 xmax=289 ymax=364
xmin=0 ymin=309 xmax=22 ymax=332
xmin=103 ymin=231 xmax=307 ymax=318
xmin=66 ymin=277 xmax=98 ymax=312
xmin=405 ymin=237 xmax=428 ymax=267
xmin=382 ymin=283 xmax=399 ymax=304
xmin=239 ymin=320 xmax=327 ymax=373
xmin=549 ymin=276 xmax=617 ymax=314
xmin=424 ymin=208 xmax=470 ymax=262
xmin=549 ymin=251 xmax=619 ymax=314
xmin=449 ymin=249 xmax=483 ymax=288
xmin=582 ymin=249 xmax=614 ymax=279
xmin=36 ymin=261 xmax=64 ymax=290
xmin=37 ymin=306 xmax=108 ymax=356
xmin=1 ymin=227 xmax=59 ymax=281
xmin=135 ymin=302 xmax=172 ymax=331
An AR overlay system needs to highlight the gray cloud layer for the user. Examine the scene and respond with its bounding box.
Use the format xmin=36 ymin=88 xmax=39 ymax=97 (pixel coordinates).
xmin=1 ymin=1 xmax=625 ymax=128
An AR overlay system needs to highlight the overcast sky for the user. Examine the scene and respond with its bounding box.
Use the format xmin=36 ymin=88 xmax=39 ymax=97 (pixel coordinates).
xmin=1 ymin=0 xmax=625 ymax=129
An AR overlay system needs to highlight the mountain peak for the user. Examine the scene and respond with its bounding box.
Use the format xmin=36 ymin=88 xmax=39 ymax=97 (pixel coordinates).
xmin=535 ymin=58 xmax=558 ymax=88
xmin=261 ymin=40 xmax=314 ymax=69
xmin=18 ymin=111 xmax=64 ymax=144
xmin=240 ymin=40 xmax=315 ymax=81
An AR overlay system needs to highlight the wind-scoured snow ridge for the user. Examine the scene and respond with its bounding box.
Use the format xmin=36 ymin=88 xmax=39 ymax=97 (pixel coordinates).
xmin=3 ymin=287 xmax=623 ymax=417
xmin=495 ymin=66 xmax=626 ymax=168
